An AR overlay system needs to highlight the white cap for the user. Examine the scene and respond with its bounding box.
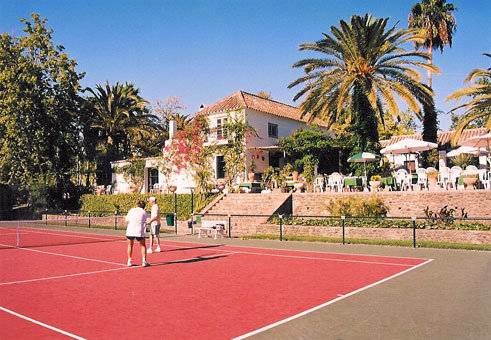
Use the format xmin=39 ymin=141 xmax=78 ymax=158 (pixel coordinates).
xmin=149 ymin=196 xmax=156 ymax=203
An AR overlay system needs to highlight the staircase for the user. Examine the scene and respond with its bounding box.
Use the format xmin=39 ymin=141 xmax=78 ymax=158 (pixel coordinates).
xmin=201 ymin=193 xmax=291 ymax=236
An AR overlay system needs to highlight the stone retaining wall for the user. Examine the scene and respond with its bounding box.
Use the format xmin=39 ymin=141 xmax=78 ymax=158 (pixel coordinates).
xmin=256 ymin=224 xmax=490 ymax=245
xmin=292 ymin=191 xmax=491 ymax=218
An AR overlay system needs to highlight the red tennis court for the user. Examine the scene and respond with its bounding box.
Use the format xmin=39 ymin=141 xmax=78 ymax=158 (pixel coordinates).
xmin=0 ymin=225 xmax=431 ymax=339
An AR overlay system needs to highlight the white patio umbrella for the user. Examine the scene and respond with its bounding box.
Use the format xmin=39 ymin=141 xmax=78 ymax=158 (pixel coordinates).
xmin=380 ymin=138 xmax=438 ymax=173
xmin=347 ymin=152 xmax=377 ymax=178
xmin=380 ymin=138 xmax=438 ymax=155
xmin=461 ymin=132 xmax=491 ymax=167
xmin=446 ymin=146 xmax=488 ymax=157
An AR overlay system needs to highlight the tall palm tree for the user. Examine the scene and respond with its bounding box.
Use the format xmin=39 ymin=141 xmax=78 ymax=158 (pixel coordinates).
xmin=408 ymin=0 xmax=457 ymax=88
xmin=289 ymin=14 xmax=436 ymax=150
xmin=447 ymin=54 xmax=491 ymax=145
xmin=84 ymin=82 xmax=162 ymax=183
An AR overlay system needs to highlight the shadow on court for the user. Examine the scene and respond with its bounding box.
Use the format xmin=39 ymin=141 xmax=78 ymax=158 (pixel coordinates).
xmin=162 ymin=243 xmax=225 ymax=252
xmin=145 ymin=253 xmax=230 ymax=267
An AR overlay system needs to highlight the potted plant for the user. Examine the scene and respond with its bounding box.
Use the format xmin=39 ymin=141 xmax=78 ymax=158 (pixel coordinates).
xmin=462 ymin=173 xmax=478 ymax=189
xmin=261 ymin=166 xmax=275 ymax=189
xmin=369 ymin=175 xmax=381 ymax=191
xmin=426 ymin=169 xmax=438 ymax=187
xmin=281 ymin=163 xmax=294 ymax=179
xmin=247 ymin=159 xmax=256 ymax=182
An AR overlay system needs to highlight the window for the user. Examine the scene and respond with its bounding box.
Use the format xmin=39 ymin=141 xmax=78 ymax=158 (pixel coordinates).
xmin=268 ymin=123 xmax=278 ymax=138
xmin=216 ymin=156 xmax=226 ymax=179
xmin=148 ymin=168 xmax=159 ymax=189
xmin=216 ymin=118 xmax=227 ymax=140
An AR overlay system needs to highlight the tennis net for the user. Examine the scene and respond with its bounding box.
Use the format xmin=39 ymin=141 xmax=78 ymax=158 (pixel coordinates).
xmin=0 ymin=218 xmax=122 ymax=249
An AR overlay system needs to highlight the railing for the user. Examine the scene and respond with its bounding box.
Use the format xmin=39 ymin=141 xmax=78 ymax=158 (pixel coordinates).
xmin=195 ymin=212 xmax=491 ymax=249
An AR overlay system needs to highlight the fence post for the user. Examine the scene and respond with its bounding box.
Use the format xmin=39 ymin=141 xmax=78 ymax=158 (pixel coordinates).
xmin=114 ymin=210 xmax=118 ymax=230
xmin=412 ymin=216 xmax=417 ymax=248
xmin=341 ymin=215 xmax=346 ymax=244
xmin=88 ymin=211 xmax=91 ymax=228
xmin=228 ymin=214 xmax=231 ymax=238
xmin=174 ymin=212 xmax=178 ymax=234
xmin=279 ymin=214 xmax=283 ymax=241
xmin=45 ymin=209 xmax=48 ymax=225
xmin=64 ymin=210 xmax=68 ymax=227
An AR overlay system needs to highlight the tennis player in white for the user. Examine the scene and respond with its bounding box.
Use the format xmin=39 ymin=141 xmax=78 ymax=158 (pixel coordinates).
xmin=147 ymin=196 xmax=161 ymax=253
xmin=125 ymin=200 xmax=149 ymax=267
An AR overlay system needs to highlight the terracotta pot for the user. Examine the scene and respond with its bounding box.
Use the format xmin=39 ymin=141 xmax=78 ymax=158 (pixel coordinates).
xmin=292 ymin=171 xmax=299 ymax=181
xmin=247 ymin=172 xmax=255 ymax=182
xmin=369 ymin=181 xmax=381 ymax=190
xmin=463 ymin=177 xmax=477 ymax=189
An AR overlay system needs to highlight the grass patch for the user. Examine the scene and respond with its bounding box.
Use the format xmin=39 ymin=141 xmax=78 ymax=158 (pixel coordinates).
xmin=243 ymin=234 xmax=491 ymax=251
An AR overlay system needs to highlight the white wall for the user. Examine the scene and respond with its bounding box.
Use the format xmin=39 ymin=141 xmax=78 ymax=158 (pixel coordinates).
xmin=245 ymin=108 xmax=329 ymax=173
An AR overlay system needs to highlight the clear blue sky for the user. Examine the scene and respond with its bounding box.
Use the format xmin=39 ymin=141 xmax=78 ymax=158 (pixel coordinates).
xmin=1 ymin=0 xmax=490 ymax=129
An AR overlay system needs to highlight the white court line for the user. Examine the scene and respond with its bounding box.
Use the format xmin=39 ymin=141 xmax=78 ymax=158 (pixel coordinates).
xmin=0 ymin=252 xmax=233 ymax=286
xmin=159 ymin=244 xmax=418 ymax=267
xmin=226 ymin=250 xmax=415 ymax=267
xmin=0 ymin=306 xmax=86 ymax=339
xmin=0 ymin=243 xmax=125 ymax=267
xmin=0 ymin=266 xmax=132 ymax=286
xmin=233 ymin=258 xmax=434 ymax=339
xmin=159 ymin=239 xmax=430 ymax=261
xmin=19 ymin=227 xmax=120 ymax=241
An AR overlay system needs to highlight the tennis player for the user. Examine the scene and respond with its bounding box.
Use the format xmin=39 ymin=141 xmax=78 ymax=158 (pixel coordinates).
xmin=147 ymin=196 xmax=161 ymax=253
xmin=125 ymin=200 xmax=150 ymax=267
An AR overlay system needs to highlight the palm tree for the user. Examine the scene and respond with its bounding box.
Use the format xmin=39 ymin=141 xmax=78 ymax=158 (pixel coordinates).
xmin=289 ymin=14 xmax=436 ymax=150
xmin=408 ymin=0 xmax=457 ymax=88
xmin=447 ymin=54 xmax=491 ymax=145
xmin=84 ymin=82 xmax=163 ymax=183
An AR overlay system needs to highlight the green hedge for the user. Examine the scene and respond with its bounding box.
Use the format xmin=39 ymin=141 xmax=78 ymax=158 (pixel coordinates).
xmin=79 ymin=193 xmax=216 ymax=220
xmin=0 ymin=184 xmax=13 ymax=219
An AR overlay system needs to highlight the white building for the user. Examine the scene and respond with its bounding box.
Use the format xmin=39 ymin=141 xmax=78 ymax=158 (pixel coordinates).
xmin=111 ymin=90 xmax=328 ymax=194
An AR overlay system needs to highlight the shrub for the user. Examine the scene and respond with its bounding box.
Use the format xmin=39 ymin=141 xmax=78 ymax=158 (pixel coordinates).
xmin=79 ymin=193 xmax=216 ymax=220
xmin=327 ymin=195 xmax=388 ymax=217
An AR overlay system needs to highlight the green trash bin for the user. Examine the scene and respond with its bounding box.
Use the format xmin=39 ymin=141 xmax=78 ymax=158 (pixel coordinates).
xmin=166 ymin=214 xmax=175 ymax=226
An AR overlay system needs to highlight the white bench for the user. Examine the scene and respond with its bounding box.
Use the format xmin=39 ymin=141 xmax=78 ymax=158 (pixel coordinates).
xmin=196 ymin=220 xmax=227 ymax=239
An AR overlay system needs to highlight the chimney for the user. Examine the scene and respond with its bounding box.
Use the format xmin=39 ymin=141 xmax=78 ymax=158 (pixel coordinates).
xmin=199 ymin=104 xmax=205 ymax=111
xmin=169 ymin=120 xmax=177 ymax=139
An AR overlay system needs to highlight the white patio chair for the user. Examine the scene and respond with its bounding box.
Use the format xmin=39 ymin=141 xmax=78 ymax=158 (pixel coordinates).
xmin=327 ymin=173 xmax=344 ymax=192
xmin=394 ymin=169 xmax=409 ymax=191
xmin=438 ymin=166 xmax=451 ymax=189
xmin=450 ymin=166 xmax=462 ymax=190
xmin=313 ymin=176 xmax=325 ymax=193
xmin=477 ymin=169 xmax=489 ymax=189
xmin=416 ymin=168 xmax=428 ymax=190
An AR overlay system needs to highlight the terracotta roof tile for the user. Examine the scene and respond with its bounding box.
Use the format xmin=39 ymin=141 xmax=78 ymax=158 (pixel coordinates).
xmin=380 ymin=128 xmax=489 ymax=148
xmin=197 ymin=90 xmax=328 ymax=127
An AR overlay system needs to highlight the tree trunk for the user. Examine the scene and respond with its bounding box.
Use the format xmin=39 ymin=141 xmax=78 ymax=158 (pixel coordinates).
xmin=428 ymin=43 xmax=433 ymax=88
xmin=352 ymin=83 xmax=380 ymax=151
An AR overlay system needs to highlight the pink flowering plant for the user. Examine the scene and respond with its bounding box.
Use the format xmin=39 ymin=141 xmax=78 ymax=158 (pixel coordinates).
xmin=159 ymin=116 xmax=213 ymax=192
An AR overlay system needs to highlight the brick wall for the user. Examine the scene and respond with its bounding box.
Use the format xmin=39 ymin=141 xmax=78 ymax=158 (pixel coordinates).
xmin=256 ymin=224 xmax=490 ymax=244
xmin=292 ymin=191 xmax=491 ymax=218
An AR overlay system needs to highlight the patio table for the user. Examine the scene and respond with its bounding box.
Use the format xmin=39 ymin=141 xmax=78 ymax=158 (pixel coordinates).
xmin=381 ymin=177 xmax=395 ymax=187
xmin=344 ymin=177 xmax=362 ymax=188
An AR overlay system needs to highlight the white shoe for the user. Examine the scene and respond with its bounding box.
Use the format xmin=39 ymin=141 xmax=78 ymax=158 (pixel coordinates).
xmin=142 ymin=261 xmax=150 ymax=267
xmin=127 ymin=259 xmax=132 ymax=267
xmin=147 ymin=248 xmax=152 ymax=254
xmin=155 ymin=246 xmax=161 ymax=253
